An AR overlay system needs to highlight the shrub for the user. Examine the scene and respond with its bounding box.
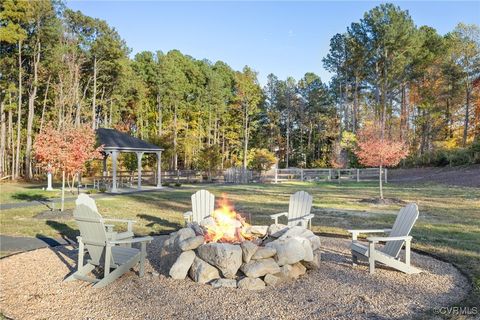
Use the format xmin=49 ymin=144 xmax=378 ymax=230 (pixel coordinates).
xmin=432 ymin=150 xmax=450 ymax=166
xmin=174 ymin=182 xmax=182 ymax=187
xmin=247 ymin=148 xmax=276 ymax=172
xmin=447 ymin=149 xmax=471 ymax=166
xmin=198 ymin=145 xmax=222 ymax=181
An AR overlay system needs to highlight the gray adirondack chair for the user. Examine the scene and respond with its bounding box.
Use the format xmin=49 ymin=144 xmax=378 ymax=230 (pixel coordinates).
xmin=183 ymin=189 xmax=215 ymax=223
xmin=78 ymin=194 xmax=135 ymax=245
xmin=347 ymin=203 xmax=421 ymax=274
xmin=65 ymin=195 xmax=153 ymax=288
xmin=270 ymin=191 xmax=314 ymax=228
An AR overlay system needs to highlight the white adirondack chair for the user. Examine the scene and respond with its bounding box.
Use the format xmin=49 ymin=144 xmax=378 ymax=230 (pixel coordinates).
xmin=77 ymin=194 xmax=135 ymax=245
xmin=183 ymin=189 xmax=215 ymax=223
xmin=65 ymin=195 xmax=153 ymax=288
xmin=270 ymin=191 xmax=314 ymax=228
xmin=347 ymin=203 xmax=421 ymax=274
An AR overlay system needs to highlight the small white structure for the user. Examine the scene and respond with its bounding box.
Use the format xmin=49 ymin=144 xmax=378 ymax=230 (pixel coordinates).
xmin=97 ymin=128 xmax=164 ymax=193
xmin=347 ymin=203 xmax=421 ymax=274
xmin=270 ymin=191 xmax=314 ymax=228
xmin=46 ymin=171 xmax=54 ymax=191
xmin=65 ymin=194 xmax=152 ymax=288
xmin=183 ymin=189 xmax=215 ymax=223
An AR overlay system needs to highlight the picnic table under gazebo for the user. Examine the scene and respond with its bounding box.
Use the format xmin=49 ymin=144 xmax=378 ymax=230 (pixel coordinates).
xmin=96 ymin=128 xmax=164 ymax=193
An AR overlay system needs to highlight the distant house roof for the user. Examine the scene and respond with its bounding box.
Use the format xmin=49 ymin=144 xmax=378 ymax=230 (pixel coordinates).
xmin=96 ymin=128 xmax=163 ymax=152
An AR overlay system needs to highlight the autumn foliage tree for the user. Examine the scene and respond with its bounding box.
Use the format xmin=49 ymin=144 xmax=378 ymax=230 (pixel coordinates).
xmin=354 ymin=124 xmax=409 ymax=199
xmin=34 ymin=124 xmax=103 ymax=210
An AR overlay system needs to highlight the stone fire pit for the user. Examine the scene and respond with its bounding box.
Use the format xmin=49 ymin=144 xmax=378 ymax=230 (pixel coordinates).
xmin=160 ymin=222 xmax=322 ymax=290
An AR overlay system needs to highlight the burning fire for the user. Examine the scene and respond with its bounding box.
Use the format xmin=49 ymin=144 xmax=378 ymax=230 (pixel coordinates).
xmin=204 ymin=194 xmax=256 ymax=243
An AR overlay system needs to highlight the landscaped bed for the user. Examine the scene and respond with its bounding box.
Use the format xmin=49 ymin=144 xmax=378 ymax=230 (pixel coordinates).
xmin=0 ymin=236 xmax=469 ymax=320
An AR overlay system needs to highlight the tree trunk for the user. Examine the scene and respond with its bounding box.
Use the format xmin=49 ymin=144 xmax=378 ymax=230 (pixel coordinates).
xmin=157 ymin=93 xmax=162 ymax=136
xmin=40 ymin=75 xmax=50 ymax=133
xmin=242 ymin=101 xmax=249 ymax=169
xmin=61 ymin=170 xmax=65 ymax=211
xmin=462 ymin=83 xmax=470 ymax=147
xmin=8 ymin=106 xmax=14 ymax=179
xmin=0 ymin=100 xmax=5 ymax=176
xmin=25 ymin=42 xmax=41 ymax=180
xmin=173 ymin=102 xmax=178 ymax=171
xmin=379 ymin=165 xmax=384 ymax=200
xmin=207 ymin=105 xmax=212 ymax=146
xmin=76 ymin=76 xmax=91 ymax=127
xmin=15 ymin=40 xmax=23 ymax=179
xmin=381 ymin=48 xmax=388 ymax=139
xmin=92 ymin=56 xmax=97 ymax=130
xmin=213 ymin=109 xmax=218 ymax=145
xmin=400 ymin=83 xmax=406 ymax=140
xmin=109 ymin=99 xmax=113 ymax=126
xmin=221 ymin=127 xmax=225 ymax=170
xmin=286 ymin=96 xmax=291 ymax=168
xmin=353 ymin=76 xmax=359 ymax=133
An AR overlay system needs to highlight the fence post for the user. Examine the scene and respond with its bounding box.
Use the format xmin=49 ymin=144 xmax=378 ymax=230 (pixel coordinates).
xmin=274 ymin=168 xmax=278 ymax=184
xmin=385 ymin=168 xmax=388 ymax=183
xmin=357 ymin=169 xmax=360 ymax=182
xmin=300 ymin=169 xmax=304 ymax=181
xmin=337 ymin=170 xmax=341 ymax=183
xmin=328 ymin=169 xmax=332 ymax=181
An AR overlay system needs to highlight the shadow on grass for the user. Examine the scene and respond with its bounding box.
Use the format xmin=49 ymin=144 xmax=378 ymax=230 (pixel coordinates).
xmin=137 ymin=214 xmax=183 ymax=233
xmin=45 ymin=220 xmax=79 ymax=243
xmin=12 ymin=192 xmax=50 ymax=202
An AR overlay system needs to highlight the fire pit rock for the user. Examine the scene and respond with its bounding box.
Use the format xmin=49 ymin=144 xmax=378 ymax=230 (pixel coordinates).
xmin=160 ymin=223 xmax=321 ymax=290
xmin=197 ymin=243 xmax=243 ymax=278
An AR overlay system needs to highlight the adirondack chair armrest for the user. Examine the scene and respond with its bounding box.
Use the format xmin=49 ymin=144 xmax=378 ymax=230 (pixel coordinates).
xmin=302 ymin=214 xmax=315 ymax=220
xmin=366 ymin=235 xmax=412 ymax=243
xmin=103 ymin=218 xmax=137 ymax=224
xmin=103 ymin=218 xmax=137 ymax=232
xmin=347 ymin=229 xmax=392 ymax=241
xmin=270 ymin=212 xmax=288 ymax=225
xmin=109 ymin=236 xmax=153 ymax=245
xmin=183 ymin=211 xmax=193 ymax=223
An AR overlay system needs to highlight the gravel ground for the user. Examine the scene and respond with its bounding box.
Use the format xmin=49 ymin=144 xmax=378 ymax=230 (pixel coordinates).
xmin=0 ymin=236 xmax=469 ymax=320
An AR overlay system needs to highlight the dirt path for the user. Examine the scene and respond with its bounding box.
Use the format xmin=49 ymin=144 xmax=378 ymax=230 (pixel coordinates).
xmin=389 ymin=165 xmax=480 ymax=188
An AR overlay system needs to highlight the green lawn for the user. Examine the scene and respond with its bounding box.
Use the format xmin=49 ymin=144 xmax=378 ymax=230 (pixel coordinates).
xmin=0 ymin=182 xmax=64 ymax=204
xmin=1 ymin=180 xmax=479 ymax=309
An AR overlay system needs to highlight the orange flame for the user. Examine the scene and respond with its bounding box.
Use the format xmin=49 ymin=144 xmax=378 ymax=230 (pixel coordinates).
xmin=204 ymin=194 xmax=256 ymax=243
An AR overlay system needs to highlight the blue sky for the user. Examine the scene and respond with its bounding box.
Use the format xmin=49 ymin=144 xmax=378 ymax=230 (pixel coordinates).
xmin=66 ymin=1 xmax=480 ymax=85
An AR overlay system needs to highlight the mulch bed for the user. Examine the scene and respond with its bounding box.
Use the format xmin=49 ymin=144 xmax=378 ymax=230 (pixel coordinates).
xmin=33 ymin=209 xmax=73 ymax=220
xmin=359 ymin=198 xmax=407 ymax=205
xmin=0 ymin=236 xmax=469 ymax=320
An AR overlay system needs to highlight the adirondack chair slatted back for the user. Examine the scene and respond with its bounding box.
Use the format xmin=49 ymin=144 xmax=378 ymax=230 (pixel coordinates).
xmin=287 ymin=191 xmax=313 ymax=226
xmin=191 ymin=190 xmax=215 ymax=222
xmin=74 ymin=194 xmax=115 ymax=265
xmin=80 ymin=193 xmax=99 ymax=213
xmin=382 ymin=203 xmax=419 ymax=258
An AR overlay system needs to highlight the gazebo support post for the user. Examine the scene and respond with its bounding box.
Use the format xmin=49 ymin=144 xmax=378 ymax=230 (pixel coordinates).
xmin=111 ymin=150 xmax=118 ymax=193
xmin=156 ymin=151 xmax=162 ymax=188
xmin=102 ymin=155 xmax=108 ymax=176
xmin=136 ymin=151 xmax=144 ymax=190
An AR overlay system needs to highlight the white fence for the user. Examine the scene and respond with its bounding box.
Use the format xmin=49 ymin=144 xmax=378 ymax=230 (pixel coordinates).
xmin=262 ymin=167 xmax=387 ymax=183
xmin=94 ymin=167 xmax=387 ymax=186
xmin=224 ymin=167 xmax=254 ymax=184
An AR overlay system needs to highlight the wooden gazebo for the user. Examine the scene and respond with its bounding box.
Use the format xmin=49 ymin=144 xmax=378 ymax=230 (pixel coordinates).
xmin=96 ymin=128 xmax=163 ymax=193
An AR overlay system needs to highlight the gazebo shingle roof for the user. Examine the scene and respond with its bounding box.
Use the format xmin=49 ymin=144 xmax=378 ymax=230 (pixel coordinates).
xmin=96 ymin=128 xmax=163 ymax=152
